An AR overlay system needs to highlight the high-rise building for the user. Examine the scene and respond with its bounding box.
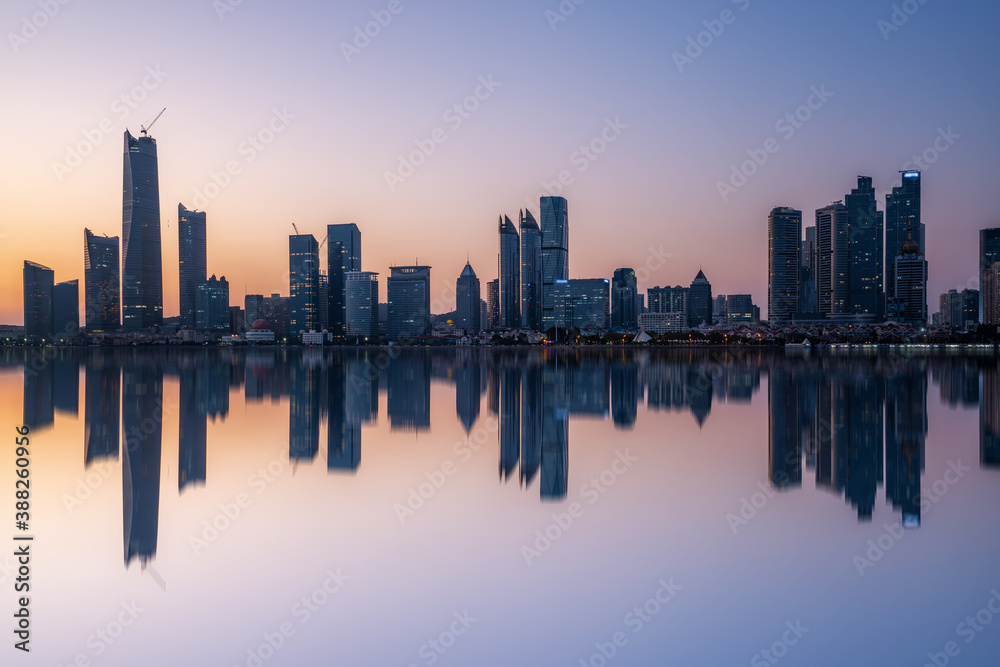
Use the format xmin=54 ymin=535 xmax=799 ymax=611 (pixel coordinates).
xmin=768 ymin=207 xmax=801 ymax=323
xmin=178 ymin=204 xmax=206 ymax=329
xmin=289 ymin=234 xmax=319 ymax=334
xmin=611 ymin=268 xmax=638 ymax=329
xmin=816 ymin=203 xmax=850 ymax=318
xmin=53 ymin=280 xmax=79 ymax=337
xmin=456 ymin=262 xmax=481 ymax=334
xmin=687 ymin=270 xmax=712 ymax=328
xmin=486 ymin=279 xmax=499 ymax=331
xmin=345 ymin=271 xmax=379 ymax=338
xmin=845 ymin=176 xmax=884 ymax=319
xmin=980 ymin=228 xmax=1000 ymax=323
xmin=387 ymin=265 xmax=431 ymax=339
xmin=23 ymin=261 xmax=54 ymax=340
xmin=327 ymin=223 xmax=362 ymax=337
xmin=886 ymin=171 xmax=922 ymax=305
xmin=195 ymin=275 xmax=230 ymax=331
xmin=262 ymin=293 xmax=289 ymax=339
xmin=984 ymin=262 xmax=1000 ymax=326
xmin=939 ymin=289 xmax=978 ymax=330
xmin=726 ymin=294 xmax=756 ymax=326
xmin=540 ymin=196 xmax=569 ymax=330
xmin=244 ymin=294 xmax=264 ymax=328
xmin=893 ymin=229 xmax=927 ymax=326
xmin=800 ymin=225 xmax=817 ymax=313
xmin=519 ymin=209 xmax=542 ymax=330
xmin=84 ymin=229 xmax=120 ymax=332
xmin=121 ymin=130 xmax=163 ymax=331
xmin=498 ymin=215 xmax=520 ymax=329
xmin=552 ymin=278 xmax=610 ymax=330
xmin=647 ymin=286 xmax=688 ymax=314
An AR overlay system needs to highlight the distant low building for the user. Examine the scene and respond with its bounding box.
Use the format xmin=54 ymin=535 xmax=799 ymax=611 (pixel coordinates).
xmin=639 ymin=312 xmax=686 ymax=334
xmin=245 ymin=319 xmax=275 ymax=343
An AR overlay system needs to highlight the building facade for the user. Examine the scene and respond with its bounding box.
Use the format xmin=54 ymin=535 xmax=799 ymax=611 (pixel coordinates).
xmin=893 ymin=231 xmax=927 ymax=326
xmin=816 ymin=203 xmax=850 ymax=318
xmin=345 ymin=271 xmax=379 ymax=338
xmin=328 ymin=223 xmax=362 ymax=336
xmin=455 ymin=262 xmax=481 ymax=334
xmin=498 ymin=215 xmax=520 ymax=329
xmin=178 ymin=204 xmax=207 ymax=329
xmin=611 ymin=268 xmax=638 ymax=329
xmin=23 ymin=261 xmax=54 ymax=340
xmin=121 ymin=130 xmax=163 ymax=330
xmin=687 ymin=270 xmax=713 ymax=328
xmin=289 ymin=234 xmax=319 ymax=334
xmin=387 ymin=265 xmax=431 ymax=339
xmin=84 ymin=228 xmax=120 ymax=332
xmin=519 ymin=209 xmax=542 ymax=330
xmin=195 ymin=275 xmax=230 ymax=332
xmin=845 ymin=176 xmax=883 ymax=319
xmin=980 ymin=228 xmax=1000 ymax=323
xmin=553 ymin=278 xmax=609 ymax=330
xmin=53 ymin=280 xmax=79 ymax=337
xmin=886 ymin=171 xmax=922 ymax=304
xmin=540 ymin=196 xmax=569 ymax=330
xmin=768 ymin=207 xmax=801 ymax=324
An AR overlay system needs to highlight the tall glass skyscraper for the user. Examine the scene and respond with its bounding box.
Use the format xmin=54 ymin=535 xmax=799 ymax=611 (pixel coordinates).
xmin=121 ymin=130 xmax=163 ymax=331
xmin=23 ymin=261 xmax=54 ymax=340
xmin=387 ymin=265 xmax=431 ymax=339
xmin=540 ymin=196 xmax=568 ymax=330
xmin=894 ymin=230 xmax=927 ymax=326
xmin=498 ymin=215 xmax=520 ymax=329
xmin=886 ymin=171 xmax=922 ymax=304
xmin=328 ymin=223 xmax=362 ymax=336
xmin=687 ymin=270 xmax=713 ymax=328
xmin=611 ymin=268 xmax=638 ymax=329
xmin=768 ymin=207 xmax=801 ymax=324
xmin=84 ymin=228 xmax=120 ymax=332
xmin=289 ymin=234 xmax=320 ymax=334
xmin=519 ymin=209 xmax=542 ymax=330
xmin=845 ymin=176 xmax=883 ymax=319
xmin=345 ymin=271 xmax=379 ymax=338
xmin=178 ymin=204 xmax=206 ymax=329
xmin=980 ymin=228 xmax=1000 ymax=323
xmin=456 ymin=262 xmax=481 ymax=334
xmin=816 ymin=203 xmax=850 ymax=317
xmin=53 ymin=280 xmax=79 ymax=337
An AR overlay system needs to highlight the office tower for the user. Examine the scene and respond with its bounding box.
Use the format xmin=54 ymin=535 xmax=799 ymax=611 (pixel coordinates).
xmin=23 ymin=261 xmax=54 ymax=340
xmin=486 ymin=279 xmax=499 ymax=331
xmin=244 ymin=294 xmax=264 ymax=328
xmin=540 ymin=196 xmax=569 ymax=330
xmin=229 ymin=306 xmax=244 ymax=335
xmin=768 ymin=207 xmax=801 ymax=323
xmin=345 ymin=271 xmax=379 ymax=338
xmin=611 ymin=268 xmax=638 ymax=329
xmin=553 ymin=278 xmax=610 ymax=329
xmin=893 ymin=229 xmax=928 ymax=326
xmin=519 ymin=209 xmax=543 ymax=330
xmin=85 ymin=356 xmax=120 ymax=464
xmin=816 ymin=203 xmax=850 ymax=317
xmin=327 ymin=223 xmax=362 ymax=337
xmin=799 ymin=225 xmax=817 ymax=313
xmin=498 ymin=215 xmax=520 ymax=328
xmin=195 ymin=275 xmax=230 ymax=331
xmin=647 ymin=286 xmax=688 ymax=314
xmin=687 ymin=270 xmax=713 ymax=328
xmin=959 ymin=289 xmax=979 ymax=330
xmin=289 ymin=234 xmax=320 ymax=334
xmin=981 ymin=228 xmax=1000 ymax=323
xmin=84 ymin=229 xmax=120 ymax=332
xmin=53 ymin=280 xmax=79 ymax=337
xmin=984 ymin=262 xmax=1000 ymax=326
xmin=262 ymin=294 xmax=290 ymax=338
xmin=121 ymin=130 xmax=163 ymax=330
xmin=387 ymin=265 xmax=431 ymax=339
xmin=318 ymin=271 xmax=329 ymax=332
xmin=886 ymin=171 xmax=922 ymax=304
xmin=845 ymin=177 xmax=884 ymax=319
xmin=726 ymin=294 xmax=755 ymax=326
xmin=178 ymin=204 xmax=206 ymax=329
xmin=122 ymin=364 xmax=163 ymax=566
xmin=455 ymin=262 xmax=481 ymax=334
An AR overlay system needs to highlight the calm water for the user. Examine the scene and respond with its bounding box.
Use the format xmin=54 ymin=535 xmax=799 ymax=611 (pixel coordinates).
xmin=2 ymin=347 xmax=999 ymax=666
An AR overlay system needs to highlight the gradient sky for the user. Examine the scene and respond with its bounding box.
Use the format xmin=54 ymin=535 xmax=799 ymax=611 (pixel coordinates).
xmin=1 ymin=0 xmax=998 ymax=323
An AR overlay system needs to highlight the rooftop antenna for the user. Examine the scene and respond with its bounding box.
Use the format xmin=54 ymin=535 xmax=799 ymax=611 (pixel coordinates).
xmin=141 ymin=108 xmax=166 ymax=136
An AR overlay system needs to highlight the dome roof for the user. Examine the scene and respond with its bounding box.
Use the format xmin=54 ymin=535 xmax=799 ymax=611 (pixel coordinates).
xmin=901 ymin=237 xmax=919 ymax=254
xmin=251 ymin=319 xmax=269 ymax=330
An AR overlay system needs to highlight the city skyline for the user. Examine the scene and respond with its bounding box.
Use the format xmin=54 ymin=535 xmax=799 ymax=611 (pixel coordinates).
xmin=1 ymin=1 xmax=995 ymax=325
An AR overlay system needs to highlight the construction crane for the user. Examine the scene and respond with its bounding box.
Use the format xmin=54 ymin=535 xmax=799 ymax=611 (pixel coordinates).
xmin=318 ymin=233 xmax=327 ymax=251
xmin=291 ymin=223 xmax=300 ymax=235
xmin=141 ymin=108 xmax=166 ymax=136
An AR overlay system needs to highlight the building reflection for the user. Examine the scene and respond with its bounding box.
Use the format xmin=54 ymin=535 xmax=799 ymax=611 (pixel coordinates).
xmin=981 ymin=364 xmax=1000 ymax=469
xmin=85 ymin=352 xmax=119 ymax=464
xmin=122 ymin=360 xmax=163 ymax=568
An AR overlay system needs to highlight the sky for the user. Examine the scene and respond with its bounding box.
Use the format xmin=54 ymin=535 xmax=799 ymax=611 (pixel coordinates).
xmin=1 ymin=0 xmax=998 ymax=323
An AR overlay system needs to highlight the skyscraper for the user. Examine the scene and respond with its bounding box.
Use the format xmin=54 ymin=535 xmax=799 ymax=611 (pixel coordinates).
xmin=886 ymin=171 xmax=922 ymax=305
xmin=456 ymin=262 xmax=481 ymax=334
xmin=327 ymin=223 xmax=362 ymax=337
xmin=121 ymin=130 xmax=163 ymax=331
xmin=816 ymin=203 xmax=850 ymax=318
xmin=845 ymin=177 xmax=884 ymax=319
xmin=53 ymin=280 xmax=79 ymax=337
xmin=984 ymin=262 xmax=1000 ymax=326
xmin=540 ymin=196 xmax=569 ymax=330
xmin=800 ymin=225 xmax=817 ymax=313
xmin=84 ymin=229 xmax=120 ymax=332
xmin=178 ymin=204 xmax=206 ymax=329
xmin=553 ymin=278 xmax=610 ymax=330
xmin=23 ymin=261 xmax=54 ymax=340
xmin=687 ymin=270 xmax=712 ymax=328
xmin=980 ymin=228 xmax=1000 ymax=323
xmin=387 ymin=265 xmax=431 ymax=339
xmin=611 ymin=268 xmax=638 ymax=329
xmin=244 ymin=294 xmax=264 ymax=328
xmin=345 ymin=271 xmax=379 ymax=338
xmin=498 ymin=215 xmax=520 ymax=329
xmin=768 ymin=207 xmax=801 ymax=324
xmin=289 ymin=234 xmax=319 ymax=334
xmin=893 ymin=229 xmax=928 ymax=326
xmin=195 ymin=275 xmax=230 ymax=331
xmin=519 ymin=209 xmax=542 ymax=330
xmin=486 ymin=279 xmax=499 ymax=331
